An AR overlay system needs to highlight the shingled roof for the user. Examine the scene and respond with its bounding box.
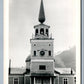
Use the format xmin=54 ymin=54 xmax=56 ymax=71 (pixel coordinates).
xmin=10 ymin=67 xmax=75 ymax=75
xmin=54 ymin=68 xmax=75 ymax=75
xmin=10 ymin=68 xmax=26 ymax=75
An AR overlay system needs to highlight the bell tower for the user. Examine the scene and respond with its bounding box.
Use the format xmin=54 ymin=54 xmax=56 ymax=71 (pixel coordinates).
xmin=30 ymin=0 xmax=54 ymax=84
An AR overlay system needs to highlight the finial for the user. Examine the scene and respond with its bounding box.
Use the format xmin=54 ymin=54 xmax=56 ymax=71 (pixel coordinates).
xmin=38 ymin=0 xmax=45 ymax=23
xmin=9 ymin=59 xmax=11 ymax=74
xmin=71 ymin=68 xmax=73 ymax=74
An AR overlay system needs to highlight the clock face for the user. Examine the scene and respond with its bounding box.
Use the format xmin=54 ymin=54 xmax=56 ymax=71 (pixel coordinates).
xmin=40 ymin=51 xmax=45 ymax=56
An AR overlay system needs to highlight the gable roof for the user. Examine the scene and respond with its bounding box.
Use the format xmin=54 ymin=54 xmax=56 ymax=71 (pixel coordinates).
xmin=54 ymin=68 xmax=75 ymax=75
xmin=9 ymin=67 xmax=75 ymax=75
xmin=10 ymin=68 xmax=26 ymax=75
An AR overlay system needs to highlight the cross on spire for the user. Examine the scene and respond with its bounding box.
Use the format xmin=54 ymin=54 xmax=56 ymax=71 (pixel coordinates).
xmin=38 ymin=0 xmax=45 ymax=23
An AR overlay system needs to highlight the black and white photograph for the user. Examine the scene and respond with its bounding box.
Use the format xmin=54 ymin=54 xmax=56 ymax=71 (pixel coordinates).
xmin=7 ymin=0 xmax=81 ymax=84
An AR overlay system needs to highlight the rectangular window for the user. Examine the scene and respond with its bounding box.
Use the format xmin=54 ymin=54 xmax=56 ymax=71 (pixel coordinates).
xmin=34 ymin=51 xmax=36 ymax=56
xmin=14 ymin=78 xmax=19 ymax=84
xmin=49 ymin=51 xmax=51 ymax=56
xmin=46 ymin=29 xmax=48 ymax=36
xmin=36 ymin=29 xmax=38 ymax=35
xmin=39 ymin=65 xmax=46 ymax=70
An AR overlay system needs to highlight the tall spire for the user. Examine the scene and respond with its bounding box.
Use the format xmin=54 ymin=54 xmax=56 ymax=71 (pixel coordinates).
xmin=38 ymin=0 xmax=45 ymax=23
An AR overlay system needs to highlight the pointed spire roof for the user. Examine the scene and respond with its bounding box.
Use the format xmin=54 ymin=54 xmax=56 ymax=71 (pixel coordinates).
xmin=38 ymin=0 xmax=45 ymax=23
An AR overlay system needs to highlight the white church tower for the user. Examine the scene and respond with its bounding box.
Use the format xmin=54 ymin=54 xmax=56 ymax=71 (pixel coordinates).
xmin=30 ymin=0 xmax=54 ymax=84
xmin=8 ymin=1 xmax=76 ymax=84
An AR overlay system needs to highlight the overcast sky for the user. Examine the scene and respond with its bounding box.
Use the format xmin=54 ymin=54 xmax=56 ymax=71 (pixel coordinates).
xmin=9 ymin=0 xmax=76 ymax=67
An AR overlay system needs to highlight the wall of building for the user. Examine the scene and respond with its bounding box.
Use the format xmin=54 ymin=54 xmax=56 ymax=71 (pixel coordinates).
xmin=54 ymin=76 xmax=59 ymax=84
xmin=26 ymin=62 xmax=31 ymax=69
xmin=9 ymin=74 xmax=75 ymax=84
xmin=59 ymin=75 xmax=75 ymax=84
xmin=9 ymin=75 xmax=24 ymax=84
xmin=24 ymin=75 xmax=30 ymax=84
xmin=9 ymin=76 xmax=13 ymax=84
xmin=31 ymin=61 xmax=54 ymax=75
xmin=30 ymin=40 xmax=53 ymax=58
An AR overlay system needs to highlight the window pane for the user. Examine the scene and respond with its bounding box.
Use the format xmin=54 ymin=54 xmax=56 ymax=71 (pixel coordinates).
xmin=74 ymin=77 xmax=76 ymax=82
xmin=40 ymin=28 xmax=44 ymax=35
xmin=43 ymin=79 xmax=50 ymax=84
xmin=36 ymin=78 xmax=41 ymax=84
xmin=66 ymin=81 xmax=67 ymax=84
xmin=34 ymin=51 xmax=36 ymax=56
xmin=14 ymin=78 xmax=18 ymax=84
xmin=39 ymin=65 xmax=46 ymax=70
xmin=49 ymin=51 xmax=51 ymax=56
xmin=36 ymin=29 xmax=38 ymax=35
xmin=46 ymin=29 xmax=48 ymax=36
xmin=64 ymin=79 xmax=68 ymax=84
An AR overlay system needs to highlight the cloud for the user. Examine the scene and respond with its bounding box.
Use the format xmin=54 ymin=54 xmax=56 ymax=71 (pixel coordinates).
xmin=9 ymin=0 xmax=76 ymax=67
xmin=54 ymin=46 xmax=76 ymax=71
xmin=55 ymin=56 xmax=66 ymax=67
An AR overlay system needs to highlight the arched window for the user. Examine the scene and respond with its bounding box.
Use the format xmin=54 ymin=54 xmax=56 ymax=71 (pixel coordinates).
xmin=40 ymin=28 xmax=44 ymax=35
xmin=34 ymin=51 xmax=36 ymax=56
xmin=64 ymin=78 xmax=68 ymax=84
xmin=49 ymin=51 xmax=51 ymax=56
xmin=36 ymin=29 xmax=38 ymax=35
xmin=46 ymin=29 xmax=48 ymax=36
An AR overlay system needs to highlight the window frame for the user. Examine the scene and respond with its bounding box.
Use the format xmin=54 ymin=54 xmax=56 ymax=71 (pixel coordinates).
xmin=63 ymin=78 xmax=68 ymax=84
xmin=74 ymin=77 xmax=76 ymax=83
xmin=34 ymin=51 xmax=36 ymax=56
xmin=63 ymin=77 xmax=69 ymax=84
xmin=13 ymin=77 xmax=19 ymax=84
xmin=46 ymin=29 xmax=48 ymax=36
xmin=40 ymin=28 xmax=44 ymax=35
xmin=39 ymin=65 xmax=46 ymax=70
xmin=36 ymin=29 xmax=38 ymax=35
xmin=49 ymin=51 xmax=51 ymax=56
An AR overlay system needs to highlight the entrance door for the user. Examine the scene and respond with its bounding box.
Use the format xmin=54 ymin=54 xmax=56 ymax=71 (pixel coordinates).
xmin=43 ymin=78 xmax=50 ymax=84
xmin=35 ymin=77 xmax=50 ymax=84
xmin=36 ymin=78 xmax=42 ymax=84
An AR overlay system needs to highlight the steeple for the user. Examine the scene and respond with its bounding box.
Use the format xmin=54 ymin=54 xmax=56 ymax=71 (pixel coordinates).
xmin=38 ymin=0 xmax=45 ymax=23
xmin=34 ymin=0 xmax=50 ymax=39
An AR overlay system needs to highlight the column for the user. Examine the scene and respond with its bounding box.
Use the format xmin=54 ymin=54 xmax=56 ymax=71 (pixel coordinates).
xmin=30 ymin=77 xmax=31 ymax=84
xmin=54 ymin=77 xmax=55 ymax=84
xmin=38 ymin=28 xmax=40 ymax=35
xmin=50 ymin=77 xmax=52 ymax=84
xmin=34 ymin=77 xmax=35 ymax=84
xmin=44 ymin=28 xmax=46 ymax=36
xmin=24 ymin=76 xmax=25 ymax=84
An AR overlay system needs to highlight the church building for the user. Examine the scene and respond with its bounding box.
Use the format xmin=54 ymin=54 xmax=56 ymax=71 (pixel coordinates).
xmin=9 ymin=0 xmax=76 ymax=84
